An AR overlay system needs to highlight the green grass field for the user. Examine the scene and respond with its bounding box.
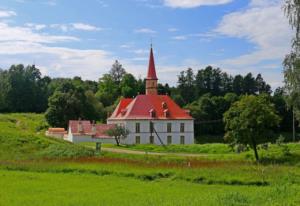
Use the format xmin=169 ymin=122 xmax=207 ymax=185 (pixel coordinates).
xmin=1 ymin=113 xmax=300 ymax=205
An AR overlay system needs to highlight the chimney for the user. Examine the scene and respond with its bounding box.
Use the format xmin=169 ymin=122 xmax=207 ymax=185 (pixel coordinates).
xmin=78 ymin=120 xmax=83 ymax=133
xmin=91 ymin=120 xmax=96 ymax=134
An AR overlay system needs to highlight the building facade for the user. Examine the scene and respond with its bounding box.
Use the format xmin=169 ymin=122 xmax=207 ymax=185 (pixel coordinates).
xmin=107 ymin=46 xmax=194 ymax=145
xmin=67 ymin=120 xmax=115 ymax=143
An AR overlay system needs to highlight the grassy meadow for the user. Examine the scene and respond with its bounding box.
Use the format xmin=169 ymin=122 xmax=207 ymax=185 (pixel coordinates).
xmin=0 ymin=113 xmax=300 ymax=205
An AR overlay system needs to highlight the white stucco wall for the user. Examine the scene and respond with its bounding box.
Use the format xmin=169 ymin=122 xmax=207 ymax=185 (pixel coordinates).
xmin=67 ymin=128 xmax=115 ymax=144
xmin=107 ymin=119 xmax=194 ymax=145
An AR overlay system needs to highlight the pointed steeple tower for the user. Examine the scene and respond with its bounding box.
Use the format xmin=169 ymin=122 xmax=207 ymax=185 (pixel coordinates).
xmin=145 ymin=45 xmax=158 ymax=95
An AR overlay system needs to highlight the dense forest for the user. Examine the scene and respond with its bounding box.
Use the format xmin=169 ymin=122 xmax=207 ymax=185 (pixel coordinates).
xmin=0 ymin=61 xmax=297 ymax=142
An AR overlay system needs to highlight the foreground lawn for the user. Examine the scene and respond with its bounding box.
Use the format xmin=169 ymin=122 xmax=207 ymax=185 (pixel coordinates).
xmin=1 ymin=166 xmax=300 ymax=206
xmin=1 ymin=113 xmax=300 ymax=205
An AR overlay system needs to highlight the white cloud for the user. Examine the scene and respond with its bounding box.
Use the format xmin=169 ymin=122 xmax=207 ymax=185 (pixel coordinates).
xmin=96 ymin=0 xmax=109 ymax=7
xmin=131 ymin=49 xmax=149 ymax=55
xmin=215 ymin=2 xmax=291 ymax=66
xmin=213 ymin=0 xmax=292 ymax=88
xmin=25 ymin=23 xmax=46 ymax=30
xmin=164 ymin=0 xmax=233 ymax=8
xmin=0 ymin=24 xmax=113 ymax=79
xmin=172 ymin=35 xmax=187 ymax=40
xmin=134 ymin=28 xmax=156 ymax=34
xmin=168 ymin=28 xmax=178 ymax=32
xmin=0 ymin=22 xmax=78 ymax=43
xmin=249 ymin=0 xmax=281 ymax=7
xmin=71 ymin=23 xmax=102 ymax=31
xmin=50 ymin=23 xmax=102 ymax=32
xmin=0 ymin=10 xmax=17 ymax=18
xmin=44 ymin=0 xmax=57 ymax=6
xmin=120 ymin=44 xmax=133 ymax=49
xmin=50 ymin=24 xmax=69 ymax=32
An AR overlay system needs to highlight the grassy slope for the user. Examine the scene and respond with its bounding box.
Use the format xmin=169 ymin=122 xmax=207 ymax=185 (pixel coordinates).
xmin=0 ymin=113 xmax=94 ymax=160
xmin=1 ymin=113 xmax=300 ymax=205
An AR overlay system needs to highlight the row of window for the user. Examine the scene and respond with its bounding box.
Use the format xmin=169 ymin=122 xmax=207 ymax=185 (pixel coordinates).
xmin=135 ymin=136 xmax=185 ymax=144
xmin=135 ymin=122 xmax=185 ymax=133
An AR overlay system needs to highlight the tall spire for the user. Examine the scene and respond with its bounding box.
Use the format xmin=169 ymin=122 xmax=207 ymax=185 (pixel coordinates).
xmin=146 ymin=45 xmax=158 ymax=80
xmin=145 ymin=45 xmax=158 ymax=95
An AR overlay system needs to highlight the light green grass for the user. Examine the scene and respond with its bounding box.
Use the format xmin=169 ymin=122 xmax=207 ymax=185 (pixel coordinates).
xmin=1 ymin=113 xmax=300 ymax=206
xmin=102 ymin=143 xmax=234 ymax=154
xmin=1 ymin=168 xmax=299 ymax=206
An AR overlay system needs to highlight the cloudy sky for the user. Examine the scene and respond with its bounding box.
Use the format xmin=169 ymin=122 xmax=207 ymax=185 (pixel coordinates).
xmin=0 ymin=0 xmax=292 ymax=88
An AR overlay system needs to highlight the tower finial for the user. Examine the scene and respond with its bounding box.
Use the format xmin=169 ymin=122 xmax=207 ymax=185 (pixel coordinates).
xmin=150 ymin=38 xmax=153 ymax=48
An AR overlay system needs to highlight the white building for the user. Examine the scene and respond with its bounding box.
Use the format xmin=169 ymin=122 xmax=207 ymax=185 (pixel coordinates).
xmin=66 ymin=120 xmax=115 ymax=144
xmin=107 ymin=46 xmax=194 ymax=145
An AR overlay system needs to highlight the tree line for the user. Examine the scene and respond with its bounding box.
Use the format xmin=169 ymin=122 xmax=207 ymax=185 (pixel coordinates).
xmin=0 ymin=61 xmax=297 ymax=140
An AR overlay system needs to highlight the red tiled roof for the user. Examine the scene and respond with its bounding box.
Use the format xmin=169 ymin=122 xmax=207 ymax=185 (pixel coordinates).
xmin=110 ymin=98 xmax=133 ymax=118
xmin=108 ymin=95 xmax=193 ymax=120
xmin=69 ymin=120 xmax=115 ymax=138
xmin=146 ymin=47 xmax=158 ymax=80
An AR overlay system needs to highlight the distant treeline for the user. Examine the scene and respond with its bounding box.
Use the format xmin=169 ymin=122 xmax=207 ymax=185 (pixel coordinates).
xmin=0 ymin=61 xmax=297 ymax=140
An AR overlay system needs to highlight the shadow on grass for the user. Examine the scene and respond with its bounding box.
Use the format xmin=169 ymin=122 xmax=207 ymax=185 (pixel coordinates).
xmin=259 ymin=153 xmax=300 ymax=165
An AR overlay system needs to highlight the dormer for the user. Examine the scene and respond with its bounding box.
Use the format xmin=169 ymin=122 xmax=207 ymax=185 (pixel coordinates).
xmin=163 ymin=109 xmax=169 ymax=118
xmin=149 ymin=109 xmax=156 ymax=118
xmin=121 ymin=109 xmax=127 ymax=116
xmin=162 ymin=101 xmax=167 ymax=109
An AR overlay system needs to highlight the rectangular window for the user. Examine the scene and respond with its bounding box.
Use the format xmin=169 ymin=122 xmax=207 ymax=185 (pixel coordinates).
xmin=135 ymin=123 xmax=140 ymax=133
xmin=149 ymin=136 xmax=154 ymax=144
xmin=167 ymin=123 xmax=172 ymax=133
xmin=180 ymin=136 xmax=185 ymax=145
xmin=180 ymin=123 xmax=185 ymax=133
xmin=167 ymin=136 xmax=172 ymax=145
xmin=150 ymin=122 xmax=154 ymax=133
xmin=135 ymin=136 xmax=140 ymax=144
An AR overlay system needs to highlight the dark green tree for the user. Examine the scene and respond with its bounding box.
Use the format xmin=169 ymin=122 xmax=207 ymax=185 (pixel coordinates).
xmin=120 ymin=73 xmax=138 ymax=98
xmin=96 ymin=74 xmax=119 ymax=107
xmin=224 ymin=95 xmax=281 ymax=161
xmin=243 ymin=73 xmax=257 ymax=95
xmin=45 ymin=81 xmax=104 ymax=128
xmin=177 ymin=68 xmax=195 ymax=103
xmin=233 ymin=75 xmax=244 ymax=95
xmin=255 ymin=74 xmax=272 ymax=94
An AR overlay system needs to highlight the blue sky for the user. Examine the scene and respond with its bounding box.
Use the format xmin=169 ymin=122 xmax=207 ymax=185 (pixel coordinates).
xmin=0 ymin=0 xmax=292 ymax=88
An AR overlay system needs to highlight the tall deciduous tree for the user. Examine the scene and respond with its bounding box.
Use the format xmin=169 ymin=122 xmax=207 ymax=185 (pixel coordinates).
xmin=109 ymin=60 xmax=126 ymax=84
xmin=224 ymin=95 xmax=280 ymax=161
xmin=177 ymin=68 xmax=195 ymax=103
xmin=283 ymin=1 xmax=300 ymax=142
